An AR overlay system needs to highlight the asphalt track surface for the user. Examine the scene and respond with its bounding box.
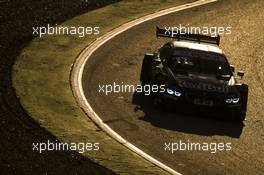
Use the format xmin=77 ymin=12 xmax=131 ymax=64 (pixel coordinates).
xmin=82 ymin=0 xmax=264 ymax=174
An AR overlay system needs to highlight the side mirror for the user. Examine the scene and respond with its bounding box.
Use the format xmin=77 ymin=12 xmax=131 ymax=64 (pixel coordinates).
xmin=230 ymin=65 xmax=235 ymax=72
xmin=237 ymin=71 xmax=245 ymax=79
xmin=153 ymin=51 xmax=159 ymax=58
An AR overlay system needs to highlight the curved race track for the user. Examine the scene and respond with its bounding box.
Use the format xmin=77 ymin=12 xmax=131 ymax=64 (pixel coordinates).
xmin=82 ymin=0 xmax=264 ymax=174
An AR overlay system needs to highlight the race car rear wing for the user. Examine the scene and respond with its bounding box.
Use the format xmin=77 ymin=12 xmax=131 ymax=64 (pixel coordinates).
xmin=156 ymin=27 xmax=220 ymax=46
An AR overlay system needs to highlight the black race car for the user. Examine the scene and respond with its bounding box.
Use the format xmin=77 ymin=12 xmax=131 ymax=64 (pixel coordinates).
xmin=140 ymin=27 xmax=248 ymax=121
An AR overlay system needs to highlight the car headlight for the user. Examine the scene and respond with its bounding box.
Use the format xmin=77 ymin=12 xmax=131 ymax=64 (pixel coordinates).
xmin=225 ymin=97 xmax=240 ymax=104
xmin=166 ymin=88 xmax=182 ymax=97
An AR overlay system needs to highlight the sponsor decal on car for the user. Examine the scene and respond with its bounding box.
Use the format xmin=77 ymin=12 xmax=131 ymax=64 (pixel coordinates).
xmin=178 ymin=80 xmax=229 ymax=93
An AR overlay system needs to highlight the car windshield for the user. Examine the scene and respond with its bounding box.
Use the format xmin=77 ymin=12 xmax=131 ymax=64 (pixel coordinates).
xmin=167 ymin=49 xmax=232 ymax=76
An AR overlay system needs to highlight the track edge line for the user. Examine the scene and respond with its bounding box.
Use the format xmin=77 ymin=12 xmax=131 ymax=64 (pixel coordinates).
xmin=70 ymin=0 xmax=218 ymax=174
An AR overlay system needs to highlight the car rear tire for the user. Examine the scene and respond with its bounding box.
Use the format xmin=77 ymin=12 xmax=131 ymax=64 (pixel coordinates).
xmin=236 ymin=84 xmax=248 ymax=111
xmin=232 ymin=111 xmax=246 ymax=122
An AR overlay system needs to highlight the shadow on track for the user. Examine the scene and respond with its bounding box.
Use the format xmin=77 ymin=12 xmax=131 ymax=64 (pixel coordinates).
xmin=132 ymin=92 xmax=244 ymax=138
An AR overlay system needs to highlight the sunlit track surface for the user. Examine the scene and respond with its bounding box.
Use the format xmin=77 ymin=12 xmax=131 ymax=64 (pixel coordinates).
xmin=82 ymin=0 xmax=264 ymax=174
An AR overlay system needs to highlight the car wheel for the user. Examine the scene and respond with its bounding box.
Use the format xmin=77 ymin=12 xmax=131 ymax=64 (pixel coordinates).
xmin=232 ymin=111 xmax=246 ymax=122
xmin=153 ymin=96 xmax=165 ymax=110
xmin=140 ymin=54 xmax=153 ymax=85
